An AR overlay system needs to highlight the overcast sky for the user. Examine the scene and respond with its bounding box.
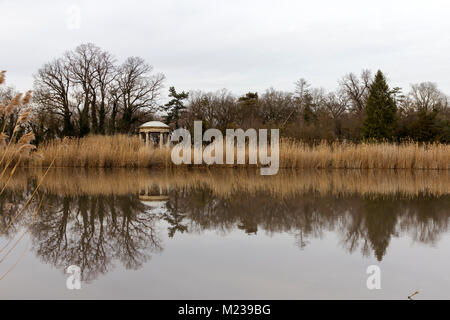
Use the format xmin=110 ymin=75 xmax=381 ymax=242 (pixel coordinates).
xmin=1 ymin=0 xmax=450 ymax=99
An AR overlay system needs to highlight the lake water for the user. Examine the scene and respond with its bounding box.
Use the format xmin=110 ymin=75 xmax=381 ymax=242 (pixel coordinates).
xmin=0 ymin=168 xmax=449 ymax=299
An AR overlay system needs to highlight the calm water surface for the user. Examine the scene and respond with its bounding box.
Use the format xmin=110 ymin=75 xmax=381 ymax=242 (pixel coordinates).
xmin=0 ymin=169 xmax=449 ymax=299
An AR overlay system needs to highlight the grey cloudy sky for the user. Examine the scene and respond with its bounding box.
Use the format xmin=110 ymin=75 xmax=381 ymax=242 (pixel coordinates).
xmin=1 ymin=0 xmax=450 ymax=98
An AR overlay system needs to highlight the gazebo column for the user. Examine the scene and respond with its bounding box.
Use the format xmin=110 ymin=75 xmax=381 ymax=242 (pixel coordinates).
xmin=160 ymin=132 xmax=164 ymax=148
xmin=147 ymin=132 xmax=151 ymax=147
xmin=165 ymin=132 xmax=169 ymax=147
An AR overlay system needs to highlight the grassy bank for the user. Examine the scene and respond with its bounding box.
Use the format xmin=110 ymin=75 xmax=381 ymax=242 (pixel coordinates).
xmin=10 ymin=135 xmax=450 ymax=170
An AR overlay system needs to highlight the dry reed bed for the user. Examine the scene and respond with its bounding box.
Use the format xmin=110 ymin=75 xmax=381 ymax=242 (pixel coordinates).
xmin=14 ymin=135 xmax=449 ymax=170
xmin=32 ymin=135 xmax=171 ymax=168
xmin=6 ymin=168 xmax=450 ymax=198
xmin=280 ymin=140 xmax=449 ymax=170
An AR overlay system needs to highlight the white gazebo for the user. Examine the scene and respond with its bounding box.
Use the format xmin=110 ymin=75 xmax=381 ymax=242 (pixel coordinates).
xmin=139 ymin=121 xmax=170 ymax=148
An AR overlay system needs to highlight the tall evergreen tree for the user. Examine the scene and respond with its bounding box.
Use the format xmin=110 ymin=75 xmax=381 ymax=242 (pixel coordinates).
xmin=362 ymin=70 xmax=397 ymax=141
xmin=163 ymin=86 xmax=189 ymax=129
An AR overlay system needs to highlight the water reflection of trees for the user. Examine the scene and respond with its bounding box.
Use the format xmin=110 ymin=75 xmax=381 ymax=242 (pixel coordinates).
xmin=0 ymin=180 xmax=448 ymax=282
xmin=166 ymin=189 xmax=450 ymax=261
xmin=28 ymin=193 xmax=162 ymax=282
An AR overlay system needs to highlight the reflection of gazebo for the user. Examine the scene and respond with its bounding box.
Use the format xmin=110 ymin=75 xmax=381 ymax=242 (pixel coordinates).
xmin=139 ymin=121 xmax=170 ymax=148
xmin=139 ymin=184 xmax=169 ymax=209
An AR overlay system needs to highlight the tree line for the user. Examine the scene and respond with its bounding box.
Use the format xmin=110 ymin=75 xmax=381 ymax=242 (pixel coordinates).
xmin=179 ymin=70 xmax=449 ymax=143
xmin=1 ymin=43 xmax=449 ymax=144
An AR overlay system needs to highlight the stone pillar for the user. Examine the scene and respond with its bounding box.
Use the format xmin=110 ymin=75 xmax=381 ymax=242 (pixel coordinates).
xmin=142 ymin=131 xmax=147 ymax=146
xmin=159 ymin=132 xmax=163 ymax=148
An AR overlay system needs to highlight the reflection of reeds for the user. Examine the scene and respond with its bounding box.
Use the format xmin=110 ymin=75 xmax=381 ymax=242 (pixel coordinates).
xmin=7 ymin=168 xmax=450 ymax=198
xmin=16 ymin=135 xmax=450 ymax=170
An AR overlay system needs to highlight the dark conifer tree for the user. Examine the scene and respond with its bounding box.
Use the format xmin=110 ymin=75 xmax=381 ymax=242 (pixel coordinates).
xmin=362 ymin=70 xmax=397 ymax=141
xmin=163 ymin=87 xmax=189 ymax=129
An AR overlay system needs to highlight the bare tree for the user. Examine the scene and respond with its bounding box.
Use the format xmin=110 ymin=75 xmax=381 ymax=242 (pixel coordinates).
xmin=33 ymin=58 xmax=74 ymax=136
xmin=259 ymin=88 xmax=296 ymax=124
xmin=209 ymin=89 xmax=239 ymax=130
xmin=281 ymin=78 xmax=310 ymax=125
xmin=308 ymin=87 xmax=326 ymax=114
xmin=117 ymin=57 xmax=165 ymax=133
xmin=409 ymin=82 xmax=448 ymax=112
xmin=107 ymin=83 xmax=122 ymax=135
xmin=186 ymin=89 xmax=239 ymax=131
xmin=339 ymin=69 xmax=372 ymax=115
xmin=66 ymin=43 xmax=101 ymax=136
xmin=93 ymin=51 xmax=116 ymax=134
xmin=294 ymin=78 xmax=311 ymax=113
xmin=324 ymin=90 xmax=349 ymax=137
xmin=324 ymin=90 xmax=349 ymax=120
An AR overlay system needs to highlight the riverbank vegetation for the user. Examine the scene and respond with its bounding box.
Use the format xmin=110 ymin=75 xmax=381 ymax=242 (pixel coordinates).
xmin=1 ymin=44 xmax=449 ymax=173
xmin=10 ymin=134 xmax=449 ymax=170
xmin=1 ymin=43 xmax=449 ymax=147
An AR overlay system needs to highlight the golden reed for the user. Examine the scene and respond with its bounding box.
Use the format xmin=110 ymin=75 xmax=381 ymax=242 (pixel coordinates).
xmin=14 ymin=135 xmax=450 ymax=170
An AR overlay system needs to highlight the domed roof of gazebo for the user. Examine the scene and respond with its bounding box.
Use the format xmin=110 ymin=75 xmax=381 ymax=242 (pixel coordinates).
xmin=140 ymin=121 xmax=169 ymax=129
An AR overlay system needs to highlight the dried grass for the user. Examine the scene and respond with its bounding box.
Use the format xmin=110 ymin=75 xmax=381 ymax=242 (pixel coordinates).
xmin=18 ymin=135 xmax=450 ymax=170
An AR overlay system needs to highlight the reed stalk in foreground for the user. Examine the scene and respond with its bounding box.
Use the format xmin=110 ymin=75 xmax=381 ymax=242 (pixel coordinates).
xmin=0 ymin=70 xmax=57 ymax=281
xmin=0 ymin=72 xmax=39 ymax=196
xmin=17 ymin=135 xmax=450 ymax=170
